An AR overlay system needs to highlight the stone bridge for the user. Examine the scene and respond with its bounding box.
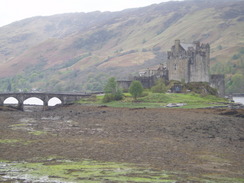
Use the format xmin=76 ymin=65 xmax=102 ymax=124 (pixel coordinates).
xmin=0 ymin=92 xmax=92 ymax=110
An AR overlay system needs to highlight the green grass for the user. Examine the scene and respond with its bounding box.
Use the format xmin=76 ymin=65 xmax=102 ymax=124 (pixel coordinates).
xmin=1 ymin=159 xmax=176 ymax=183
xmin=0 ymin=139 xmax=21 ymax=144
xmin=77 ymin=92 xmax=229 ymax=109
xmin=0 ymin=139 xmax=32 ymax=145
xmin=29 ymin=130 xmax=47 ymax=136
xmin=10 ymin=123 xmax=28 ymax=127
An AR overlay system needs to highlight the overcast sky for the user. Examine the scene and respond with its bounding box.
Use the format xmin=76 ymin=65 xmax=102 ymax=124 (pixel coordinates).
xmin=0 ymin=0 xmax=183 ymax=27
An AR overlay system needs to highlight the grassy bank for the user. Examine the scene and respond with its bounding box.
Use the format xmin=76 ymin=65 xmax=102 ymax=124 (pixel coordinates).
xmin=77 ymin=92 xmax=229 ymax=109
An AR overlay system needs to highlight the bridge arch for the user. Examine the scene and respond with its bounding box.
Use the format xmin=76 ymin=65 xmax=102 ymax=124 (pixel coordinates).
xmin=3 ymin=97 xmax=19 ymax=105
xmin=48 ymin=97 xmax=62 ymax=106
xmin=23 ymin=97 xmax=44 ymax=106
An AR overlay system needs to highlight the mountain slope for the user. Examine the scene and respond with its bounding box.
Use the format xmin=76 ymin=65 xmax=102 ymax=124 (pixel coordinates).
xmin=0 ymin=0 xmax=243 ymax=93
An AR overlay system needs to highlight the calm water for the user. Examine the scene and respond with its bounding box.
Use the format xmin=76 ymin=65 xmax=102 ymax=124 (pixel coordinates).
xmin=233 ymin=97 xmax=244 ymax=105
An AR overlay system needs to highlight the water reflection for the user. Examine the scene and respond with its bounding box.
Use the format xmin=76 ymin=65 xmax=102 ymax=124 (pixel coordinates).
xmin=3 ymin=97 xmax=18 ymax=104
xmin=48 ymin=97 xmax=62 ymax=106
xmin=24 ymin=97 xmax=43 ymax=105
xmin=232 ymin=97 xmax=244 ymax=105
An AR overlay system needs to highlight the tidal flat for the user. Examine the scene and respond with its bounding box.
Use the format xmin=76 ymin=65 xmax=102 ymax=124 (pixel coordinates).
xmin=0 ymin=105 xmax=243 ymax=182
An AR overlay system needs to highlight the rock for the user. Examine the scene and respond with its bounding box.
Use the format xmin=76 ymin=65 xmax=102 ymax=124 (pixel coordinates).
xmin=239 ymin=137 xmax=244 ymax=141
xmin=208 ymin=135 xmax=215 ymax=138
xmin=166 ymin=103 xmax=179 ymax=107
xmin=166 ymin=103 xmax=187 ymax=107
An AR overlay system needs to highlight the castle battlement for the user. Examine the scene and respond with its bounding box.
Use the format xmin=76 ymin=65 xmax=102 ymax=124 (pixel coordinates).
xmin=168 ymin=40 xmax=210 ymax=60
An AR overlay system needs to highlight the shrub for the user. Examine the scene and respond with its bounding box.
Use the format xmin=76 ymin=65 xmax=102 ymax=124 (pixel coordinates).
xmin=129 ymin=80 xmax=144 ymax=100
xmin=151 ymin=78 xmax=167 ymax=93
xmin=103 ymin=77 xmax=124 ymax=102
xmin=232 ymin=54 xmax=240 ymax=60
xmin=102 ymin=94 xmax=114 ymax=103
xmin=104 ymin=77 xmax=117 ymax=94
xmin=114 ymin=90 xmax=123 ymax=101
xmin=140 ymin=92 xmax=149 ymax=97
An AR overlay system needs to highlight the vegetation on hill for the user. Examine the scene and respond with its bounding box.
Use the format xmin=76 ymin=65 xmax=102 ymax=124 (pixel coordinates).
xmin=0 ymin=0 xmax=243 ymax=93
xmin=211 ymin=47 xmax=244 ymax=93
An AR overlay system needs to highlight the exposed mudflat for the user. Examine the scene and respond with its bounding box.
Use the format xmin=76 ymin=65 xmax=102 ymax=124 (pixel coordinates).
xmin=0 ymin=105 xmax=243 ymax=182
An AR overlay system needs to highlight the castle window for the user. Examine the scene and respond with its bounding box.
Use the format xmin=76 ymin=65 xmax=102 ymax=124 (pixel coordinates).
xmin=174 ymin=64 xmax=177 ymax=70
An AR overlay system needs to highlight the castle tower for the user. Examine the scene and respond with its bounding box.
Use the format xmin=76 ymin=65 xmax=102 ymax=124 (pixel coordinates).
xmin=189 ymin=42 xmax=210 ymax=82
xmin=167 ymin=40 xmax=210 ymax=83
xmin=175 ymin=39 xmax=180 ymax=53
xmin=167 ymin=40 xmax=191 ymax=83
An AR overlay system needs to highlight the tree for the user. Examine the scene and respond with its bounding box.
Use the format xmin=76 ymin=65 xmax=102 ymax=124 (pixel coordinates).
xmin=104 ymin=77 xmax=117 ymax=94
xmin=103 ymin=77 xmax=123 ymax=103
xmin=151 ymin=78 xmax=167 ymax=93
xmin=129 ymin=80 xmax=143 ymax=100
xmin=226 ymin=74 xmax=244 ymax=93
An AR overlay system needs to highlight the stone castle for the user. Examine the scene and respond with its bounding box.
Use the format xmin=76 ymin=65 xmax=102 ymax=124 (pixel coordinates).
xmin=167 ymin=40 xmax=210 ymax=83
xmin=118 ymin=40 xmax=225 ymax=96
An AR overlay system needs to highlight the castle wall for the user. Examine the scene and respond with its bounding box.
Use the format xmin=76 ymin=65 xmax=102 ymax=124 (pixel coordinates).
xmin=190 ymin=54 xmax=209 ymax=82
xmin=167 ymin=57 xmax=189 ymax=82
xmin=210 ymin=74 xmax=225 ymax=96
xmin=118 ymin=77 xmax=156 ymax=90
xmin=117 ymin=80 xmax=132 ymax=91
xmin=134 ymin=76 xmax=156 ymax=89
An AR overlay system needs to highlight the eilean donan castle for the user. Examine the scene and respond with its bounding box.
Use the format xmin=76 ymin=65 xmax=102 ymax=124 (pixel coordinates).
xmin=118 ymin=40 xmax=225 ymax=96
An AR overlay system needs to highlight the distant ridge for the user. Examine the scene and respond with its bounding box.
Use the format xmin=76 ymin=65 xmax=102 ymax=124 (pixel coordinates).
xmin=0 ymin=0 xmax=243 ymax=93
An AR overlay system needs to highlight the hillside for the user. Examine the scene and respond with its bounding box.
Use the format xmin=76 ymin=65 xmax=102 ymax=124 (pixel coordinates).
xmin=0 ymin=0 xmax=243 ymax=93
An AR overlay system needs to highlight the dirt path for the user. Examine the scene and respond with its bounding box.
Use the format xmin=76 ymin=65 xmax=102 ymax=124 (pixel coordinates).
xmin=0 ymin=105 xmax=243 ymax=181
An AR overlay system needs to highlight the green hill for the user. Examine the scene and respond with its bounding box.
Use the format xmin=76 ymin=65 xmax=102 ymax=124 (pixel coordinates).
xmin=0 ymin=0 xmax=243 ymax=93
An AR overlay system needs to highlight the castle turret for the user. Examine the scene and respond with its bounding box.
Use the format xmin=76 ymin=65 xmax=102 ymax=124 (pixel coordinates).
xmin=193 ymin=41 xmax=200 ymax=49
xmin=175 ymin=39 xmax=180 ymax=53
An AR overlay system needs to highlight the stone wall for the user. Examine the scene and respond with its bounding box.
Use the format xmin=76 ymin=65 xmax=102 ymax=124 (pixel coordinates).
xmin=189 ymin=45 xmax=210 ymax=82
xmin=134 ymin=76 xmax=156 ymax=89
xmin=167 ymin=57 xmax=189 ymax=82
xmin=210 ymin=74 xmax=225 ymax=96
xmin=117 ymin=80 xmax=132 ymax=91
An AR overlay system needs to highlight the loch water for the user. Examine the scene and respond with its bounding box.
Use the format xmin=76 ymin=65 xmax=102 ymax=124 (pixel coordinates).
xmin=232 ymin=97 xmax=244 ymax=105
